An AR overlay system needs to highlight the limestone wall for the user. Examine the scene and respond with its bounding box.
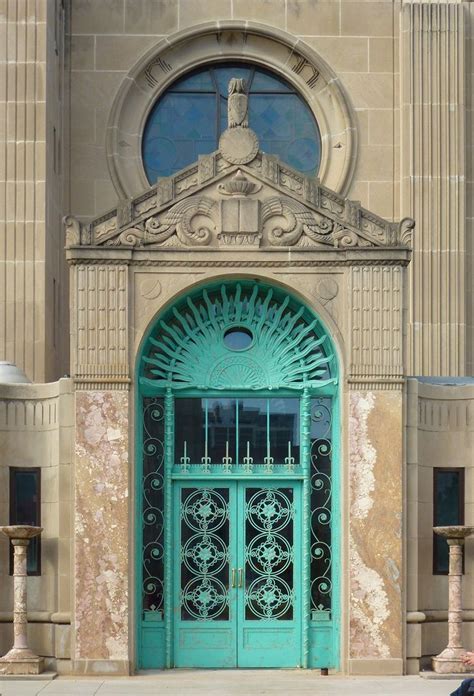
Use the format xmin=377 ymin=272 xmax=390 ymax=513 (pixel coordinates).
xmin=467 ymin=2 xmax=474 ymax=375
xmin=406 ymin=378 xmax=474 ymax=674
xmin=67 ymin=0 xmax=472 ymax=375
xmin=1 ymin=0 xmax=470 ymax=378
xmin=69 ymin=1 xmax=399 ymax=222
xmin=0 ymin=378 xmax=74 ymax=673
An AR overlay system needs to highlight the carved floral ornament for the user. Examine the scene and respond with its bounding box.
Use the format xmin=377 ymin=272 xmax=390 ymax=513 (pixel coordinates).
xmin=65 ymin=78 xmax=414 ymax=253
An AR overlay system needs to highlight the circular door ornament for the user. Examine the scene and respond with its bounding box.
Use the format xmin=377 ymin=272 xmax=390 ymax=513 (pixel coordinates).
xmin=246 ymin=489 xmax=293 ymax=532
xmin=182 ymin=577 xmax=228 ymax=620
xmin=182 ymin=533 xmax=228 ymax=575
xmin=182 ymin=489 xmax=228 ymax=532
xmin=246 ymin=576 xmax=294 ymax=619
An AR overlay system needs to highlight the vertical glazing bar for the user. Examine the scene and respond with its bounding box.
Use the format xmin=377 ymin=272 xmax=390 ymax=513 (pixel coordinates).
xmin=264 ymin=399 xmax=274 ymax=473
xmin=300 ymin=388 xmax=311 ymax=668
xmin=235 ymin=399 xmax=239 ymax=466
xmin=267 ymin=399 xmax=270 ymax=462
xmin=201 ymin=399 xmax=211 ymax=472
xmin=164 ymin=387 xmax=174 ymax=667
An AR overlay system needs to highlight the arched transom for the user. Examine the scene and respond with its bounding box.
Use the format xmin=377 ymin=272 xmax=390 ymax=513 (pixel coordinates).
xmin=140 ymin=282 xmax=336 ymax=390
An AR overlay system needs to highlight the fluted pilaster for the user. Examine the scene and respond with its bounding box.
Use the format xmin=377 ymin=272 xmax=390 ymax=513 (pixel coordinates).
xmin=401 ymin=1 xmax=467 ymax=375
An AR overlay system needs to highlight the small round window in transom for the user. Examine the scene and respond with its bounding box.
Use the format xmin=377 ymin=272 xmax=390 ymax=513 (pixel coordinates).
xmin=223 ymin=327 xmax=254 ymax=351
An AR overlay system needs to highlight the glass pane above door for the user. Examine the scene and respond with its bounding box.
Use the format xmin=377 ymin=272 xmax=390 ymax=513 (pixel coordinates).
xmin=174 ymin=398 xmax=301 ymax=473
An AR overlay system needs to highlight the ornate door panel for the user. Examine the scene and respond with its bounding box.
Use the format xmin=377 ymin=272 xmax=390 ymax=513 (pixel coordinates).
xmin=173 ymin=484 xmax=236 ymax=667
xmin=238 ymin=483 xmax=301 ymax=668
xmin=173 ymin=481 xmax=301 ymax=668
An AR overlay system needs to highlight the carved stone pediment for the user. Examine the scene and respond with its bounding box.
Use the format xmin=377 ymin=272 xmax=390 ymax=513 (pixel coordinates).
xmin=65 ymin=78 xmax=414 ymax=253
xmin=65 ymin=161 xmax=414 ymax=252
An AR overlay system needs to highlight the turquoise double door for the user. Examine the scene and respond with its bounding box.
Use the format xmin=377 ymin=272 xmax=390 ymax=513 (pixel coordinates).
xmin=173 ymin=479 xmax=302 ymax=668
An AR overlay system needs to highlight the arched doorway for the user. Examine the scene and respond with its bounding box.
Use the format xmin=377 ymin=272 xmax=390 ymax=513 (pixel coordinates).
xmin=136 ymin=280 xmax=340 ymax=669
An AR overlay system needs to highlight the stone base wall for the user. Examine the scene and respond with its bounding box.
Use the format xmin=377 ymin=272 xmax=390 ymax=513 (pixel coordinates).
xmin=406 ymin=379 xmax=474 ymax=673
xmin=0 ymin=379 xmax=74 ymax=664
xmin=348 ymin=390 xmax=403 ymax=673
xmin=74 ymin=390 xmax=130 ymax=673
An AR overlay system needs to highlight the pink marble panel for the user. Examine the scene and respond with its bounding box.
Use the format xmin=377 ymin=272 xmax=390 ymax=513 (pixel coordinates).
xmin=74 ymin=391 xmax=129 ymax=660
xmin=349 ymin=390 xmax=403 ymax=659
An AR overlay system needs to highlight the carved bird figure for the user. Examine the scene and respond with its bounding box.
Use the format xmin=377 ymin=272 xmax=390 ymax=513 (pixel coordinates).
xmin=228 ymin=78 xmax=249 ymax=128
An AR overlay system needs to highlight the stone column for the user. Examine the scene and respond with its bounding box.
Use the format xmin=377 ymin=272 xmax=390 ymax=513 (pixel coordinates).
xmin=70 ymin=260 xmax=131 ymax=675
xmin=347 ymin=265 xmax=405 ymax=675
xmin=432 ymin=525 xmax=474 ymax=674
xmin=0 ymin=525 xmax=44 ymax=675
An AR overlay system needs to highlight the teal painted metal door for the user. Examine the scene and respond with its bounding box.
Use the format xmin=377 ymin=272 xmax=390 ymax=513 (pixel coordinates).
xmin=137 ymin=282 xmax=340 ymax=671
xmin=173 ymin=480 xmax=302 ymax=668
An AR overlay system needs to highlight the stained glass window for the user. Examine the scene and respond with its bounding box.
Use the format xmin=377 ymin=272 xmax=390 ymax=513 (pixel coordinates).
xmin=142 ymin=62 xmax=321 ymax=182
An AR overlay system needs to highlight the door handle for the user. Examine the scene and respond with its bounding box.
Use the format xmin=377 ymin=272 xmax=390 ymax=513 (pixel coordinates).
xmin=238 ymin=567 xmax=243 ymax=588
xmin=231 ymin=568 xmax=236 ymax=588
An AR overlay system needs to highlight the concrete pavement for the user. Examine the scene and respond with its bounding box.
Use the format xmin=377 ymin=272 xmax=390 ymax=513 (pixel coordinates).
xmin=0 ymin=671 xmax=463 ymax=696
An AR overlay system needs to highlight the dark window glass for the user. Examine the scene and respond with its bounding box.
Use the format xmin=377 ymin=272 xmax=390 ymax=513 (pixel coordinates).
xmin=208 ymin=398 xmax=236 ymax=465
xmin=238 ymin=398 xmax=267 ymax=465
xmin=174 ymin=399 xmax=206 ymax=464
xmin=269 ymin=398 xmax=300 ymax=465
xmin=173 ymin=398 xmax=303 ymax=468
xmin=433 ymin=468 xmax=464 ymax=575
xmin=9 ymin=468 xmax=41 ymax=575
xmin=142 ymin=62 xmax=321 ymax=181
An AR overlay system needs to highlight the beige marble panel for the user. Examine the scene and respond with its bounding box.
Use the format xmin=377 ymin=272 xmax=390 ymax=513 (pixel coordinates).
xmin=74 ymin=391 xmax=129 ymax=661
xmin=349 ymin=390 xmax=403 ymax=659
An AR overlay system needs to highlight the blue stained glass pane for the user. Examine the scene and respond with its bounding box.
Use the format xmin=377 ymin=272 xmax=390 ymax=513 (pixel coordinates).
xmin=142 ymin=63 xmax=321 ymax=181
xmin=250 ymin=71 xmax=292 ymax=92
xmin=143 ymin=93 xmax=216 ymax=180
xmin=170 ymin=71 xmax=214 ymax=91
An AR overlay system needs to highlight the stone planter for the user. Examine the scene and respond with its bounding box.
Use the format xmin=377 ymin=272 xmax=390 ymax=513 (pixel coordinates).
xmin=432 ymin=525 xmax=474 ymax=674
xmin=0 ymin=525 xmax=44 ymax=675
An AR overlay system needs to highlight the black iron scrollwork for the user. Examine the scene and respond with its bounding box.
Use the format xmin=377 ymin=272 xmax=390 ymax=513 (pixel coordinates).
xmin=142 ymin=398 xmax=165 ymax=615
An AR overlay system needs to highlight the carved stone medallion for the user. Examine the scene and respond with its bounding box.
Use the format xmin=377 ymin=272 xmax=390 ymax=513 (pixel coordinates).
xmin=219 ymin=126 xmax=259 ymax=165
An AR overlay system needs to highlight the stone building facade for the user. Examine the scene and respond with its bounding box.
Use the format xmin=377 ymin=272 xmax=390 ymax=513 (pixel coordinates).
xmin=0 ymin=0 xmax=473 ymax=677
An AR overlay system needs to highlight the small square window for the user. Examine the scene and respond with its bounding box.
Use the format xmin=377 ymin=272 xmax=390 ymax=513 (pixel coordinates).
xmin=433 ymin=468 xmax=464 ymax=575
xmin=9 ymin=468 xmax=41 ymax=576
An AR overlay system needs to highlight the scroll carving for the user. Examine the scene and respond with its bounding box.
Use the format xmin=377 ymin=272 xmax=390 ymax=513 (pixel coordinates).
xmin=398 ymin=217 xmax=415 ymax=247
xmin=64 ymin=216 xmax=81 ymax=247
xmin=333 ymin=226 xmax=359 ymax=248
xmin=262 ymin=197 xmax=333 ymax=246
xmin=144 ymin=197 xmax=217 ymax=246
xmin=103 ymin=197 xmax=218 ymax=247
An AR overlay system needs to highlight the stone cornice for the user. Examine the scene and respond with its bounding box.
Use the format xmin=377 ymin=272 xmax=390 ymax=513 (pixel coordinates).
xmin=66 ymin=250 xmax=412 ymax=267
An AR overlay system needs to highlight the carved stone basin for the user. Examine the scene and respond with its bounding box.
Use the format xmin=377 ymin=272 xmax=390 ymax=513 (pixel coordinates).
xmin=433 ymin=525 xmax=474 ymax=540
xmin=0 ymin=525 xmax=43 ymax=540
